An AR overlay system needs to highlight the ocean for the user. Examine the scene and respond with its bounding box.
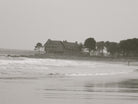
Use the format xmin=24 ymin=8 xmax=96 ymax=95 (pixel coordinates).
xmin=0 ymin=55 xmax=138 ymax=104
xmin=0 ymin=48 xmax=36 ymax=56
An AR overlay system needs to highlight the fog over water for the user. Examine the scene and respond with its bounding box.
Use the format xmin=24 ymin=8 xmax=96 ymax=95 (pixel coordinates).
xmin=0 ymin=56 xmax=138 ymax=104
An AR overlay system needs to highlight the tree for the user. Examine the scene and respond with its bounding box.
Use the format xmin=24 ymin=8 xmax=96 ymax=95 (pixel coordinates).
xmin=84 ymin=38 xmax=96 ymax=53
xmin=119 ymin=38 xmax=138 ymax=57
xmin=96 ymin=41 xmax=105 ymax=56
xmin=105 ymin=41 xmax=119 ymax=56
xmin=78 ymin=42 xmax=83 ymax=51
xmin=34 ymin=42 xmax=43 ymax=54
xmin=119 ymin=40 xmax=128 ymax=56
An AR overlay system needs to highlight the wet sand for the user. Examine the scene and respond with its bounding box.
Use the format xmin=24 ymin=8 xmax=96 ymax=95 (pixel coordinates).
xmin=0 ymin=57 xmax=138 ymax=104
xmin=0 ymin=74 xmax=138 ymax=104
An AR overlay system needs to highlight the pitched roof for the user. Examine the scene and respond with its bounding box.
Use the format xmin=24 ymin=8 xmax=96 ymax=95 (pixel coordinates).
xmin=62 ymin=41 xmax=79 ymax=49
xmin=44 ymin=39 xmax=79 ymax=50
xmin=44 ymin=39 xmax=63 ymax=47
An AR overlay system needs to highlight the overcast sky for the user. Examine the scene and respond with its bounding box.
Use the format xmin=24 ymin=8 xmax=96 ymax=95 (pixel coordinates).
xmin=0 ymin=0 xmax=138 ymax=50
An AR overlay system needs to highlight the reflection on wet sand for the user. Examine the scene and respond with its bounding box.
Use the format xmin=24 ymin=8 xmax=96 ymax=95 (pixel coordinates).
xmin=84 ymin=79 xmax=138 ymax=101
xmin=40 ymin=77 xmax=138 ymax=104
xmin=85 ymin=79 xmax=138 ymax=93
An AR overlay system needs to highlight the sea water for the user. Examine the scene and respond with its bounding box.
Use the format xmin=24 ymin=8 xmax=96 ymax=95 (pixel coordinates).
xmin=0 ymin=56 xmax=138 ymax=104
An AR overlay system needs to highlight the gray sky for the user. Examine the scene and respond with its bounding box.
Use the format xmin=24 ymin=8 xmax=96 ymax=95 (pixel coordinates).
xmin=0 ymin=0 xmax=138 ymax=50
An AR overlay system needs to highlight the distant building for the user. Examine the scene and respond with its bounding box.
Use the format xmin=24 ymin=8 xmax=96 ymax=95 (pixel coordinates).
xmin=62 ymin=41 xmax=80 ymax=53
xmin=34 ymin=46 xmax=45 ymax=54
xmin=44 ymin=39 xmax=64 ymax=53
xmin=44 ymin=39 xmax=80 ymax=54
xmin=81 ymin=47 xmax=89 ymax=55
xmin=90 ymin=47 xmax=109 ymax=56
xmin=81 ymin=47 xmax=110 ymax=56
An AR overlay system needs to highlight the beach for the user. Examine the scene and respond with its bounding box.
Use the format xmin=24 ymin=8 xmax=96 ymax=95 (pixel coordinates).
xmin=1 ymin=0 xmax=138 ymax=103
xmin=0 ymin=55 xmax=138 ymax=104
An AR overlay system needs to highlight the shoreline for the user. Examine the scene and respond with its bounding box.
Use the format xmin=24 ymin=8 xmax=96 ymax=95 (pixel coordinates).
xmin=5 ymin=53 xmax=138 ymax=66
xmin=26 ymin=54 xmax=138 ymax=62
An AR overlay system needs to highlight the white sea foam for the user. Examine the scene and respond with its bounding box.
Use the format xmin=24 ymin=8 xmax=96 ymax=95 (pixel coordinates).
xmin=0 ymin=56 xmax=136 ymax=78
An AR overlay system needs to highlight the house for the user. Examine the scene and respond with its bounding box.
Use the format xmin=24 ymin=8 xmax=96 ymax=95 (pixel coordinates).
xmin=90 ymin=47 xmax=109 ymax=56
xmin=44 ymin=39 xmax=64 ymax=53
xmin=81 ymin=46 xmax=110 ymax=56
xmin=44 ymin=39 xmax=80 ymax=54
xmin=81 ymin=47 xmax=89 ymax=55
xmin=62 ymin=41 xmax=80 ymax=53
xmin=34 ymin=46 xmax=45 ymax=54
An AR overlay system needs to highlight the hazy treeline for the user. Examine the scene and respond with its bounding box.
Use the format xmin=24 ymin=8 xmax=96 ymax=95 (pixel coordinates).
xmin=96 ymin=38 xmax=138 ymax=57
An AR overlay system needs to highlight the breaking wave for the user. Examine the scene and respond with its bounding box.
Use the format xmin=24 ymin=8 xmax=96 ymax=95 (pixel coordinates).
xmin=0 ymin=56 xmax=136 ymax=79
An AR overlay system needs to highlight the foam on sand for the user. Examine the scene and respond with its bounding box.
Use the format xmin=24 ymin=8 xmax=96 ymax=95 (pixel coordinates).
xmin=0 ymin=56 xmax=136 ymax=79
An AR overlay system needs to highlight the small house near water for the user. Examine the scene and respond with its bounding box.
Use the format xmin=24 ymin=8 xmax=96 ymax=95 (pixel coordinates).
xmin=44 ymin=39 xmax=80 ymax=54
